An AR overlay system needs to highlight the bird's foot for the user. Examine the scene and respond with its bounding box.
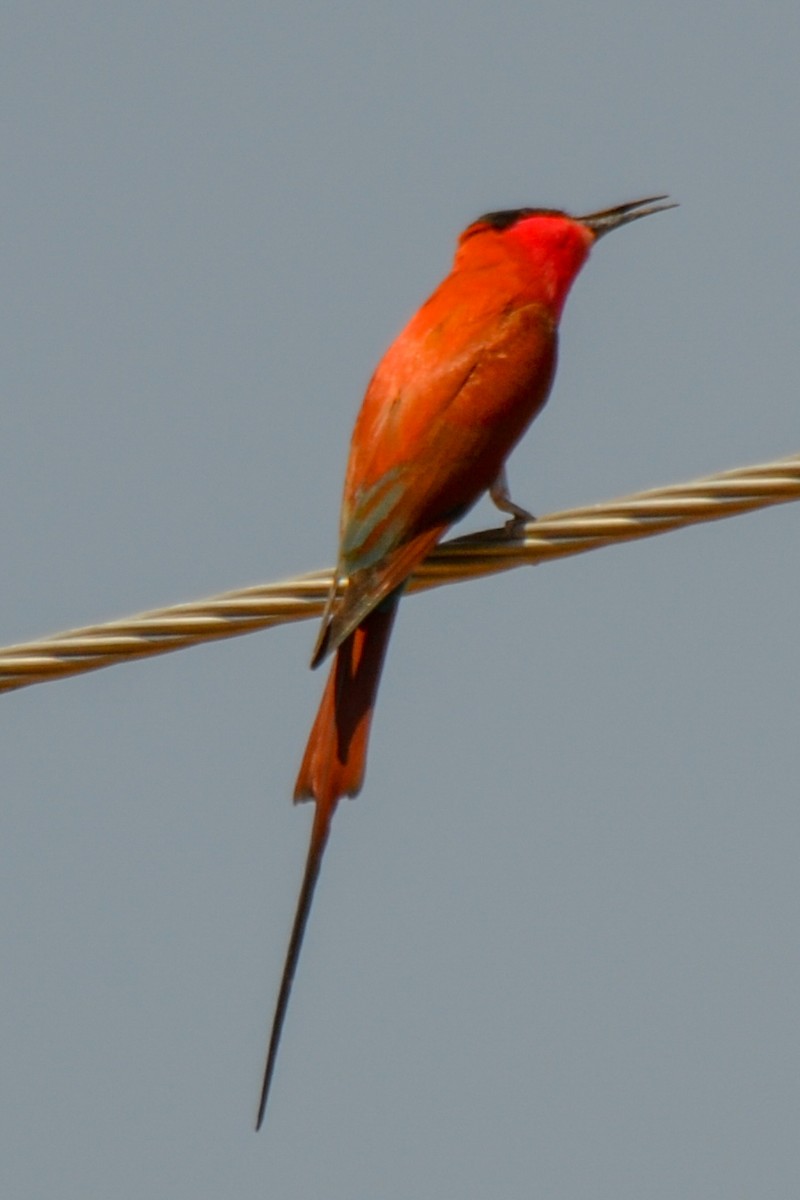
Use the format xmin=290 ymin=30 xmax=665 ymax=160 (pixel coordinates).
xmin=489 ymin=467 xmax=535 ymax=533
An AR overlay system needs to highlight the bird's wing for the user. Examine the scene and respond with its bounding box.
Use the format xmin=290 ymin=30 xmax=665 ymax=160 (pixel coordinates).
xmin=313 ymin=299 xmax=556 ymax=664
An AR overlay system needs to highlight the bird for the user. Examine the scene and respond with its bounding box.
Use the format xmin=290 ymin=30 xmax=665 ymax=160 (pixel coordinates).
xmin=256 ymin=195 xmax=675 ymax=1128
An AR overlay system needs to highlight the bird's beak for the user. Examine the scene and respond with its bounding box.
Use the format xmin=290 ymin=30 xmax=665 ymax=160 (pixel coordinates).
xmin=576 ymin=195 xmax=678 ymax=239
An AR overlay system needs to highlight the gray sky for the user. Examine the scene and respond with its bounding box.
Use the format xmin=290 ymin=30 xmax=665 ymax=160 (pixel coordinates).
xmin=4 ymin=3 xmax=800 ymax=1196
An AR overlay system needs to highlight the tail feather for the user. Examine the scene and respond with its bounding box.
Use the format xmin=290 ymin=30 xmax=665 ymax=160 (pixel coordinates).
xmin=295 ymin=601 xmax=398 ymax=805
xmin=255 ymin=801 xmax=330 ymax=1130
xmin=256 ymin=600 xmax=397 ymax=1127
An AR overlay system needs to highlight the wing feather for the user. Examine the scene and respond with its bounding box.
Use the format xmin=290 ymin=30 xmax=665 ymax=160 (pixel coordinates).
xmin=313 ymin=296 xmax=556 ymax=665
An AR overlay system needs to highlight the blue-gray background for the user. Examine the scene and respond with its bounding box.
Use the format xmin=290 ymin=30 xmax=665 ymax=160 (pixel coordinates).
xmin=3 ymin=4 xmax=799 ymax=1196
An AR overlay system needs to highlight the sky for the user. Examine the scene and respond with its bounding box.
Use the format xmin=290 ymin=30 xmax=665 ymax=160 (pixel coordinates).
xmin=3 ymin=2 xmax=800 ymax=1196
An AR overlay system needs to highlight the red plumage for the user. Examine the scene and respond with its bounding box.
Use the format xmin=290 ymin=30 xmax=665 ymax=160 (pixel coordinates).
xmin=256 ymin=196 xmax=674 ymax=1127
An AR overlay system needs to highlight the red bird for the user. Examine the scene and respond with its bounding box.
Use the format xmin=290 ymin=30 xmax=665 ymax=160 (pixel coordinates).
xmin=256 ymin=196 xmax=674 ymax=1127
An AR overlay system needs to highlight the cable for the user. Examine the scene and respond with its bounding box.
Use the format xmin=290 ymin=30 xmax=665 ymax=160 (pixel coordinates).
xmin=1 ymin=452 xmax=797 ymax=694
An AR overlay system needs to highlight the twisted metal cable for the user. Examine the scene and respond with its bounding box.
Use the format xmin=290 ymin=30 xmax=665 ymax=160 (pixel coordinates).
xmin=1 ymin=452 xmax=798 ymax=695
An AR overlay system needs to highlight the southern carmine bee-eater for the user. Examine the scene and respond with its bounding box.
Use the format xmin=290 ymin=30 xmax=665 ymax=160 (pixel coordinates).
xmin=256 ymin=195 xmax=675 ymax=1127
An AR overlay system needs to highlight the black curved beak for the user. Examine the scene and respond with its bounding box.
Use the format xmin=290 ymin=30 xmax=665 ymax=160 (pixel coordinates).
xmin=576 ymin=195 xmax=678 ymax=239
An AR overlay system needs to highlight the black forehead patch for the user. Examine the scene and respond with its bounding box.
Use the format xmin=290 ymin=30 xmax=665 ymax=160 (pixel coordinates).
xmin=474 ymin=207 xmax=565 ymax=230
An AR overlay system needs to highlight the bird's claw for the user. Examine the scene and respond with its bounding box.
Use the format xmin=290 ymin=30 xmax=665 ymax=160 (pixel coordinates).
xmin=502 ymin=509 xmax=535 ymax=536
xmin=489 ymin=467 xmax=534 ymax=532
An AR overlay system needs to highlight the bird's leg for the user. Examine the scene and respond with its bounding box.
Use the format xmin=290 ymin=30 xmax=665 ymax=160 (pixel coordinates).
xmin=489 ymin=467 xmax=534 ymax=531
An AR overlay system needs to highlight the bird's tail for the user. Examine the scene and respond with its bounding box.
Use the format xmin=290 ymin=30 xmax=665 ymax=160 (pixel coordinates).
xmin=294 ymin=598 xmax=398 ymax=806
xmin=256 ymin=599 xmax=397 ymax=1128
